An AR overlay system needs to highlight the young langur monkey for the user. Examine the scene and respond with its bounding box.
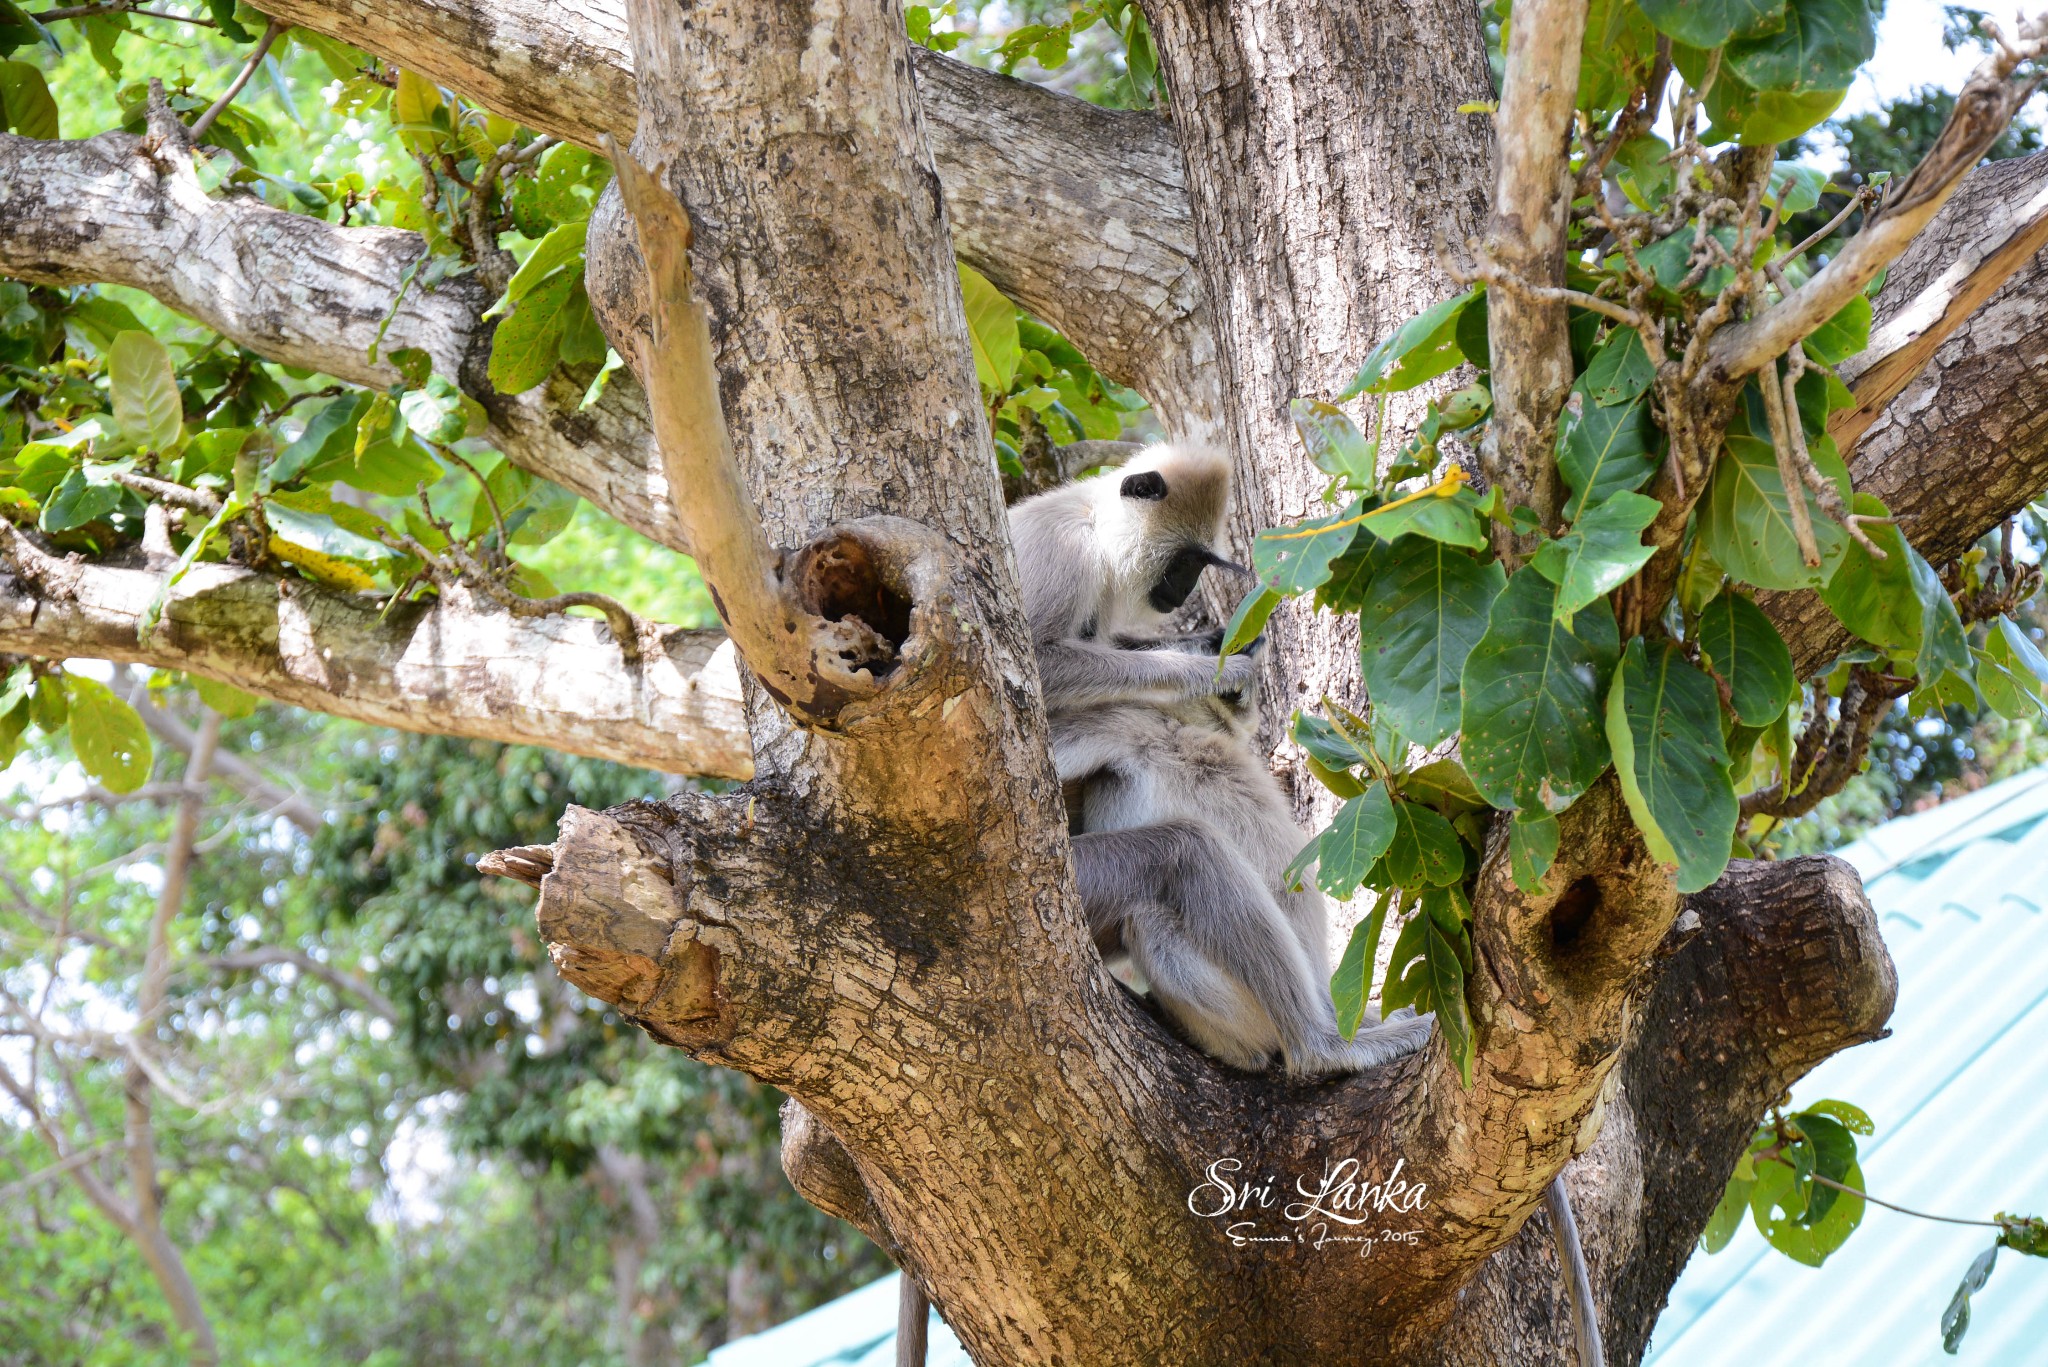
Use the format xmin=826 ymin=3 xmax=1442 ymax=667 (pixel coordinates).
xmin=1008 ymin=447 xmax=1433 ymax=1076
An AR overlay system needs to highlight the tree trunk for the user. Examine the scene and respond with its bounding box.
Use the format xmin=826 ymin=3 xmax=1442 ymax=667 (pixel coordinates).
xmin=512 ymin=0 xmax=1910 ymax=1363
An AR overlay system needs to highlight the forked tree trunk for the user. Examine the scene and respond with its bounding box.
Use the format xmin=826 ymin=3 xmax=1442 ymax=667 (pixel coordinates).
xmin=530 ymin=1 xmax=1900 ymax=1363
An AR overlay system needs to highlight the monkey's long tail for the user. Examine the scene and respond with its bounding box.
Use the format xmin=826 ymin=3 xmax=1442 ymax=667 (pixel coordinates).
xmin=1545 ymin=1175 xmax=1605 ymax=1367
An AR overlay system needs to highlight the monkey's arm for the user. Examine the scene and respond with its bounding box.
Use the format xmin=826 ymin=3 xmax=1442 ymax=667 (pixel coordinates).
xmin=1035 ymin=638 xmax=1256 ymax=712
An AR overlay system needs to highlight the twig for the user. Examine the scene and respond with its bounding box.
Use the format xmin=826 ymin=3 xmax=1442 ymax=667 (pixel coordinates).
xmin=34 ymin=0 xmax=215 ymax=24
xmin=1803 ymin=1172 xmax=2006 ymax=1228
xmin=188 ymin=18 xmax=288 ymax=142
xmin=112 ymin=471 xmax=222 ymax=515
xmin=1756 ymin=354 xmax=1823 ymax=569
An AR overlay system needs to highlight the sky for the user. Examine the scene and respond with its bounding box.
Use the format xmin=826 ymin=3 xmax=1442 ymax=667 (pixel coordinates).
xmin=1848 ymin=0 xmax=1994 ymax=116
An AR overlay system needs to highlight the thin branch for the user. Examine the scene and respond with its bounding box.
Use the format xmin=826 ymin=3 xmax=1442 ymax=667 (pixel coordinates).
xmin=1544 ymin=1177 xmax=1605 ymax=1367
xmin=188 ymin=19 xmax=288 ymax=142
xmin=113 ymin=471 xmax=222 ymax=515
xmin=205 ymin=947 xmax=399 ymax=1022
xmin=1804 ymin=1172 xmax=2006 ymax=1228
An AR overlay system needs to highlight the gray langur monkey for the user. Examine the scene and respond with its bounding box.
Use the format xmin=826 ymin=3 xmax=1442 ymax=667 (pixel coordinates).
xmin=1007 ymin=447 xmax=1434 ymax=1076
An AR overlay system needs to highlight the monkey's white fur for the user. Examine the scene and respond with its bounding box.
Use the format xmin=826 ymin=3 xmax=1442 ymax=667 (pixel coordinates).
xmin=1008 ymin=447 xmax=1433 ymax=1076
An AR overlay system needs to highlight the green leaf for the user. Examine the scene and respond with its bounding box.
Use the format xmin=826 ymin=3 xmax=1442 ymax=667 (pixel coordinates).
xmin=1769 ymin=161 xmax=1829 ymax=215
xmin=1332 ymin=902 xmax=1387 ymax=1040
xmin=398 ymin=377 xmax=486 ymax=446
xmin=1979 ymin=617 xmax=2048 ymax=721
xmin=1386 ymin=798 xmax=1465 ymax=887
xmin=1316 ymin=780 xmax=1399 ymax=899
xmin=1943 ymin=1243 xmax=2000 ymax=1354
xmin=1803 ymin=291 xmax=1871 ymax=366
xmin=958 ymin=263 xmax=1019 ymax=393
xmin=1725 ymin=0 xmax=1877 ymax=94
xmin=491 ymin=219 xmax=588 ymax=316
xmin=388 ymin=346 xmax=432 ymax=389
xmin=0 ymin=60 xmax=57 ymax=139
xmin=349 ymin=433 xmax=442 ymax=500
xmin=488 ymin=266 xmax=578 ymax=395
xmin=1219 ymin=586 xmax=1282 ymax=659
xmin=1792 ymin=1112 xmax=1857 ymax=1226
xmin=1584 ymin=329 xmax=1655 ymax=407
xmin=1614 ymin=133 xmax=1674 ymax=210
xmin=39 ymin=465 xmax=123 ymax=533
xmin=1605 ymin=637 xmax=1737 ymax=894
xmin=194 ymin=675 xmax=259 ymax=718
xmin=1357 ymin=538 xmax=1503 ymax=747
xmin=29 ymin=674 xmax=66 ymax=731
xmin=207 ymin=0 xmax=254 ymax=43
xmin=1510 ymin=811 xmax=1560 ymax=895
xmin=1340 ymin=287 xmax=1479 ymax=398
xmin=1424 ymin=914 xmax=1473 ymax=1087
xmin=1293 ymin=711 xmax=1376 ymax=772
xmin=0 ymin=663 xmax=28 ymax=719
xmin=1290 ymin=399 xmax=1376 ymax=484
xmin=265 ymin=502 xmax=398 ymax=564
xmin=1910 ymin=544 xmax=1972 ymax=688
xmin=1380 ymin=907 xmax=1430 ymax=1015
xmin=1460 ymin=567 xmax=1621 ymax=813
xmin=1557 ymin=384 xmax=1660 ymax=520
xmin=108 ymin=330 xmax=183 ymax=453
xmin=1639 ymin=0 xmax=1785 ymax=48
xmin=1530 ymin=490 xmax=1659 ymax=623
xmin=1360 ymin=490 xmax=1486 ymax=549
xmin=1702 ymin=1171 xmax=1758 ymax=1253
xmin=1253 ymin=500 xmax=1362 ymax=597
xmin=1688 ymin=46 xmax=1848 ymax=145
xmin=1696 ymin=588 xmax=1798 ymax=726
xmin=1578 ymin=0 xmax=1659 ymax=113
xmin=1699 ymin=433 xmax=1846 ymax=591
xmin=1750 ymin=1156 xmax=1865 ymax=1266
xmin=1819 ymin=493 xmax=1922 ymax=649
xmin=65 ymin=675 xmax=152 ymax=793
xmin=1803 ymin=1098 xmax=1875 ymax=1136
xmin=1400 ymin=758 xmax=1488 ymax=816
xmin=270 ymin=394 xmax=369 ymax=487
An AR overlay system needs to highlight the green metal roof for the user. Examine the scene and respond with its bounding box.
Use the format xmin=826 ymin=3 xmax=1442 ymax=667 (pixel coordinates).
xmin=1648 ymin=766 xmax=2048 ymax=1363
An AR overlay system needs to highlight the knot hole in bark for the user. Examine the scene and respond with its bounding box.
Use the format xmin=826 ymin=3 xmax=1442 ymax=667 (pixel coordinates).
xmin=1550 ymin=875 xmax=1603 ymax=952
xmin=790 ymin=531 xmax=914 ymax=679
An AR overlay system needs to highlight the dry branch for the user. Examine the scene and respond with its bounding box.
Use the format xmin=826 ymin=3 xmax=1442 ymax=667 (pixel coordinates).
xmin=0 ymin=529 xmax=751 ymax=778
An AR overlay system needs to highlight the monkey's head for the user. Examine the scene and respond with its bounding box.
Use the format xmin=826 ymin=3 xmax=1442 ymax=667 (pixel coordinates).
xmin=1093 ymin=445 xmax=1243 ymax=634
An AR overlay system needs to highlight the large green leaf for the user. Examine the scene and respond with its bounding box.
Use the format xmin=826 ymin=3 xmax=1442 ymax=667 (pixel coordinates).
xmin=1910 ymin=549 xmax=1972 ymax=688
xmin=1460 ymin=567 xmax=1621 ymax=812
xmin=1752 ymin=1157 xmax=1865 ymax=1267
xmin=490 ymin=219 xmax=587 ymax=317
xmin=1639 ymin=0 xmax=1785 ymax=48
xmin=488 ymin=266 xmax=578 ymax=395
xmin=1423 ymin=909 xmax=1474 ymax=1087
xmin=108 ymin=330 xmax=183 ymax=453
xmin=1340 ymin=287 xmax=1479 ymax=398
xmin=1331 ymin=901 xmax=1387 ymax=1040
xmin=0 ymin=59 xmax=56 ymax=138
xmin=1803 ymin=292 xmax=1871 ymax=366
xmin=1702 ymin=1172 xmax=1758 ymax=1253
xmin=1696 ymin=588 xmax=1797 ymax=726
xmin=1819 ymin=493 xmax=1920 ymax=649
xmin=1360 ymin=488 xmax=1486 ymax=549
xmin=1290 ymin=399 xmax=1376 ymax=484
xmin=1253 ymin=500 xmax=1362 ymax=597
xmin=1583 ymin=329 xmax=1654 ymax=407
xmin=1605 ymin=637 xmax=1737 ymax=894
xmin=1557 ymin=384 xmax=1661 ymax=520
xmin=1579 ymin=0 xmax=1660 ymax=113
xmin=272 ymin=394 xmax=370 ymax=487
xmin=1314 ymin=780 xmax=1397 ymax=899
xmin=39 ymin=465 xmax=123 ymax=533
xmin=1530 ymin=490 xmax=1658 ymax=623
xmin=1699 ymin=433 xmax=1846 ymax=591
xmin=65 ymin=674 xmax=152 ymax=793
xmin=958 ymin=262 xmax=1019 ymax=393
xmin=1220 ymin=586 xmax=1282 ymax=658
xmin=1725 ymin=0 xmax=1877 ymax=94
xmin=1385 ymin=798 xmax=1466 ymax=888
xmin=1677 ymin=42 xmax=1849 ymax=144
xmin=1357 ymin=538 xmax=1504 ymax=746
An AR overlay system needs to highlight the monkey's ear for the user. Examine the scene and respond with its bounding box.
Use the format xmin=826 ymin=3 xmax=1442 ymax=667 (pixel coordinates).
xmin=1120 ymin=471 xmax=1168 ymax=501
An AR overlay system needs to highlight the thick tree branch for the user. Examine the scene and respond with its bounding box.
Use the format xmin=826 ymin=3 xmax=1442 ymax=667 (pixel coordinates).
xmin=1480 ymin=0 xmax=1589 ymax=541
xmin=0 ymin=130 xmax=684 ymax=555
xmin=247 ymin=0 xmax=1212 ymax=419
xmin=0 ymin=528 xmax=751 ymax=778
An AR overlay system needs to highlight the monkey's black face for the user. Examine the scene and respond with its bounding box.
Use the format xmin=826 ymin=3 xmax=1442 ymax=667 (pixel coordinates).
xmin=1121 ymin=470 xmax=1169 ymax=500
xmin=1150 ymin=545 xmax=1234 ymax=612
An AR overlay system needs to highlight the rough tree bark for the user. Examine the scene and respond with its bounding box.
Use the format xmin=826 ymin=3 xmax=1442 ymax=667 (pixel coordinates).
xmin=9 ymin=0 xmax=2048 ymax=1361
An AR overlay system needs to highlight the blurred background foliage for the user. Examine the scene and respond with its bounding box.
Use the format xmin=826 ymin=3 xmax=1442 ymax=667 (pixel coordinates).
xmin=2 ymin=1 xmax=2046 ymax=1363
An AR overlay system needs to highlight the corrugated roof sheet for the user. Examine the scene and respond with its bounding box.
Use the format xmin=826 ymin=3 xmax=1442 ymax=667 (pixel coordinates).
xmin=697 ymin=1273 xmax=970 ymax=1367
xmin=1648 ymin=766 xmax=2048 ymax=1364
